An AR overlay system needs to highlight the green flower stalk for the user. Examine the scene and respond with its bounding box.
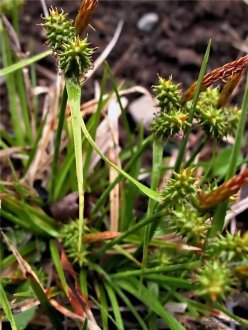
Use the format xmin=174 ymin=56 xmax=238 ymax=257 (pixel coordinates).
xmin=153 ymin=76 xmax=181 ymax=112
xmin=169 ymin=205 xmax=209 ymax=245
xmin=195 ymin=260 xmax=235 ymax=301
xmin=160 ymin=167 xmax=199 ymax=207
xmin=207 ymin=232 xmax=248 ymax=262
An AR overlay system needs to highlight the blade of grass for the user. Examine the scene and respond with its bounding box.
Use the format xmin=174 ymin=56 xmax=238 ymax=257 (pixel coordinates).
xmin=174 ymin=40 xmax=211 ymax=173
xmin=80 ymin=117 xmax=160 ymax=201
xmin=0 ymin=283 xmax=18 ymax=330
xmin=0 ymin=50 xmax=51 ymax=76
xmin=98 ymin=284 xmax=109 ymax=330
xmin=49 ymin=87 xmax=68 ymax=202
xmin=65 ymin=79 xmax=84 ymax=252
xmin=110 ymin=261 xmax=200 ymax=279
xmin=116 ymin=278 xmax=186 ymax=330
xmin=49 ymin=240 xmax=69 ymax=296
xmin=1 ymin=23 xmax=23 ymax=145
xmin=104 ymin=282 xmax=124 ymax=330
xmin=93 ymin=211 xmax=165 ymax=259
xmin=93 ymin=135 xmax=153 ymax=215
xmin=212 ymin=302 xmax=248 ymax=328
xmin=210 ymin=73 xmax=248 ymax=236
xmin=142 ymin=139 xmax=163 ymax=279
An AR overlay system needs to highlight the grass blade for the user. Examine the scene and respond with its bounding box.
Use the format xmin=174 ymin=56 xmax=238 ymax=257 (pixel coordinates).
xmin=49 ymin=87 xmax=68 ymax=202
xmin=116 ymin=278 xmax=186 ymax=330
xmin=174 ymin=40 xmax=211 ymax=172
xmin=66 ymin=79 xmax=85 ymax=252
xmin=0 ymin=283 xmax=18 ymax=330
xmin=80 ymin=117 xmax=160 ymax=201
xmin=49 ymin=240 xmax=69 ymax=296
xmin=104 ymin=282 xmax=124 ymax=330
xmin=142 ymin=139 xmax=163 ymax=275
xmin=0 ymin=50 xmax=51 ymax=76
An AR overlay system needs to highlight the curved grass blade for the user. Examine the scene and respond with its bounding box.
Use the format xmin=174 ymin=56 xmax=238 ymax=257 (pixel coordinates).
xmin=0 ymin=50 xmax=51 ymax=76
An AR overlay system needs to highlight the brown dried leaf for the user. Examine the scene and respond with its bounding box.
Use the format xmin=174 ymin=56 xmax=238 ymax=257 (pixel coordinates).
xmin=83 ymin=231 xmax=120 ymax=243
xmin=75 ymin=0 xmax=99 ymax=36
xmin=199 ymin=169 xmax=248 ymax=209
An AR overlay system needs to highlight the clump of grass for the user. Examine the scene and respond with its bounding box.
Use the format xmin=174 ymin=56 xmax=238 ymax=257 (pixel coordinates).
xmin=1 ymin=2 xmax=248 ymax=329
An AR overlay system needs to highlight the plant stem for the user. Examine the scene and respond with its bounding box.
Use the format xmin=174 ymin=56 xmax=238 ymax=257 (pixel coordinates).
xmin=65 ymin=80 xmax=84 ymax=253
xmin=174 ymin=40 xmax=211 ymax=173
xmin=142 ymin=139 xmax=163 ymax=270
xmin=184 ymin=136 xmax=208 ymax=168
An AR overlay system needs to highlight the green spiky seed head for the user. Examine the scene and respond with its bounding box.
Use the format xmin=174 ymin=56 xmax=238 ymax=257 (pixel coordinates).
xmin=59 ymin=37 xmax=93 ymax=78
xmin=153 ymin=76 xmax=181 ymax=112
xmin=169 ymin=205 xmax=209 ymax=245
xmin=60 ymin=219 xmax=88 ymax=266
xmin=198 ymin=106 xmax=230 ymax=140
xmin=208 ymin=232 xmax=248 ymax=262
xmin=160 ymin=167 xmax=199 ymax=207
xmin=195 ymin=261 xmax=234 ymax=301
xmin=198 ymin=87 xmax=220 ymax=109
xmin=41 ymin=8 xmax=75 ymax=53
xmin=151 ymin=110 xmax=189 ymax=140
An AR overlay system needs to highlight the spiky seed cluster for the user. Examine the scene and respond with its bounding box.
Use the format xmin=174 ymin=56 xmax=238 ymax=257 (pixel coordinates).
xmin=42 ymin=8 xmax=75 ymax=53
xmin=151 ymin=76 xmax=189 ymax=139
xmin=192 ymin=87 xmax=241 ymax=140
xmin=160 ymin=168 xmax=199 ymax=207
xmin=153 ymin=76 xmax=181 ymax=111
xmin=41 ymin=7 xmax=93 ymax=79
xmin=169 ymin=205 xmax=209 ymax=245
xmin=208 ymin=232 xmax=248 ymax=262
xmin=195 ymin=261 xmax=235 ymax=301
xmin=59 ymin=37 xmax=93 ymax=78
xmin=151 ymin=111 xmax=189 ymax=140
xmin=60 ymin=220 xmax=88 ymax=266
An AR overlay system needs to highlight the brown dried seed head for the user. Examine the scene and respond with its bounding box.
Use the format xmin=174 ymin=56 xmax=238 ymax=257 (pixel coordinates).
xmin=199 ymin=169 xmax=248 ymax=209
xmin=181 ymin=55 xmax=248 ymax=105
xmin=75 ymin=0 xmax=99 ymax=36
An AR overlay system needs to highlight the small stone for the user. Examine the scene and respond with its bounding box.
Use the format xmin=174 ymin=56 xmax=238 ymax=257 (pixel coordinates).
xmin=137 ymin=13 xmax=159 ymax=32
xmin=177 ymin=48 xmax=201 ymax=67
xmin=129 ymin=95 xmax=158 ymax=129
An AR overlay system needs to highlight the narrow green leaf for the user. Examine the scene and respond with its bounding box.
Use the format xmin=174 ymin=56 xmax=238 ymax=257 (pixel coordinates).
xmin=80 ymin=117 xmax=160 ymax=201
xmin=49 ymin=87 xmax=68 ymax=202
xmin=65 ymin=79 xmax=85 ymax=252
xmin=0 ymin=283 xmax=18 ymax=330
xmin=142 ymin=139 xmax=163 ymax=276
xmin=49 ymin=240 xmax=69 ymax=296
xmin=99 ymin=285 xmax=109 ymax=330
xmin=116 ymin=278 xmax=186 ymax=330
xmin=104 ymin=282 xmax=124 ymax=330
xmin=0 ymin=50 xmax=51 ymax=76
xmin=93 ymin=211 xmax=165 ymax=259
xmin=174 ymin=40 xmax=211 ymax=172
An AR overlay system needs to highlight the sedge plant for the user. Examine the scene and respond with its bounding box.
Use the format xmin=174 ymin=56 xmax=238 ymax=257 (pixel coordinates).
xmin=1 ymin=2 xmax=248 ymax=329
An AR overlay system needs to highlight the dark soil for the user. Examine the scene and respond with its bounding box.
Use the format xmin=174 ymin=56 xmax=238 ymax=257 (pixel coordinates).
xmin=18 ymin=0 xmax=248 ymax=98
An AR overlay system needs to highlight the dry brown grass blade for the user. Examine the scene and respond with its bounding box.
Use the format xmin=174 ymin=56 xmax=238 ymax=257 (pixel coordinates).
xmin=181 ymin=55 xmax=248 ymax=105
xmin=1 ymin=232 xmax=43 ymax=285
xmin=83 ymin=231 xmax=120 ymax=243
xmin=199 ymin=169 xmax=248 ymax=209
xmin=75 ymin=0 xmax=99 ymax=36
xmin=217 ymin=71 xmax=243 ymax=108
